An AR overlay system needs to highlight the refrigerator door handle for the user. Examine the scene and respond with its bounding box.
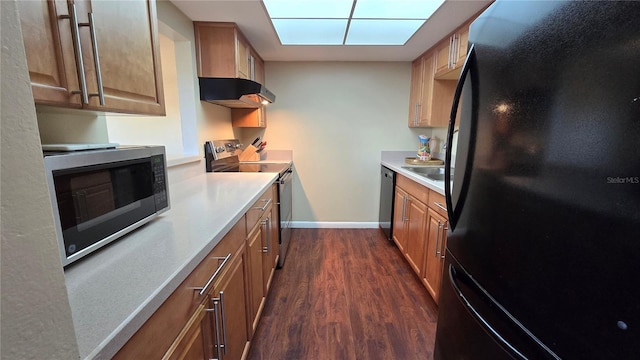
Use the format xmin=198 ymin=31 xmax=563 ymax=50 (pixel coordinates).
xmin=448 ymin=264 xmax=528 ymax=360
xmin=447 ymin=264 xmax=561 ymax=360
xmin=445 ymin=44 xmax=477 ymax=229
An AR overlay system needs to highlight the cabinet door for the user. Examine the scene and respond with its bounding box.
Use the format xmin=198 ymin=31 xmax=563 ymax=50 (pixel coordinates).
xmin=434 ymin=37 xmax=452 ymax=76
xmin=18 ymin=0 xmax=81 ymax=107
xmin=408 ymin=58 xmax=423 ymax=127
xmin=454 ymin=25 xmax=469 ymax=67
xmin=84 ymin=0 xmax=165 ymax=115
xmin=162 ymin=304 xmax=211 ymax=360
xmin=417 ymin=54 xmax=435 ymax=127
xmin=392 ymin=187 xmax=408 ymax=252
xmin=252 ymin=52 xmax=265 ymax=84
xmin=261 ymin=214 xmax=274 ymax=294
xmin=246 ymin=225 xmax=264 ymax=333
xmin=422 ymin=208 xmax=447 ymax=303
xmin=404 ymin=199 xmax=428 ymax=276
xmin=236 ymin=37 xmax=250 ymax=79
xmin=212 ymin=254 xmax=249 ymax=360
xmin=231 ymin=107 xmax=266 ymax=128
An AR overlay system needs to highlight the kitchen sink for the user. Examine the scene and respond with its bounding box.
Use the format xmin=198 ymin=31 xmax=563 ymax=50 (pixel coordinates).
xmin=402 ymin=166 xmax=453 ymax=181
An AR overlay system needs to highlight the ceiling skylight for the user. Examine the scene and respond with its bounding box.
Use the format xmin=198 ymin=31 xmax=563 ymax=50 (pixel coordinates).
xmin=262 ymin=0 xmax=446 ymax=46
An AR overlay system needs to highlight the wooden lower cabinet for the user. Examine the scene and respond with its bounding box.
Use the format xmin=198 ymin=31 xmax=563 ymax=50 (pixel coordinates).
xmin=246 ymin=223 xmax=265 ymax=333
xmin=246 ymin=184 xmax=279 ymax=335
xmin=163 ymin=251 xmax=249 ymax=360
xmin=404 ymin=199 xmax=428 ymax=276
xmin=392 ymin=187 xmax=409 ymax=252
xmin=210 ymin=252 xmax=250 ymax=360
xmin=422 ymin=209 xmax=448 ymax=304
xmin=115 ymin=185 xmax=279 ymax=359
xmin=162 ymin=304 xmax=211 ymax=360
xmin=393 ymin=175 xmax=429 ymax=277
xmin=393 ymin=174 xmax=449 ymax=304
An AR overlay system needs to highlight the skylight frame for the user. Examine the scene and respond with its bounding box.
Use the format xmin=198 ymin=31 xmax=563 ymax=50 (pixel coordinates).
xmin=262 ymin=0 xmax=446 ymax=46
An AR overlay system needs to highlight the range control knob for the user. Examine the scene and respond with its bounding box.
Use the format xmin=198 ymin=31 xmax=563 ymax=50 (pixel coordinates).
xmin=215 ymin=146 xmax=225 ymax=153
xmin=235 ymin=143 xmax=243 ymax=149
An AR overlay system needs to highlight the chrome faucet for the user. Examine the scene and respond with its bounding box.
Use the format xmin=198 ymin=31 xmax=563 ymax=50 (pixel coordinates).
xmin=442 ymin=129 xmax=459 ymax=153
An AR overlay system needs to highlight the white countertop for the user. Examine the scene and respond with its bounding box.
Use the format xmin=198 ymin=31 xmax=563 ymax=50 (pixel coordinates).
xmin=381 ymin=151 xmax=447 ymax=195
xmin=64 ymin=172 xmax=278 ymax=360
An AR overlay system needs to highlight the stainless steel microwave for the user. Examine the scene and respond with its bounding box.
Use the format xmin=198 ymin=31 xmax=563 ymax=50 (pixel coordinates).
xmin=43 ymin=146 xmax=170 ymax=267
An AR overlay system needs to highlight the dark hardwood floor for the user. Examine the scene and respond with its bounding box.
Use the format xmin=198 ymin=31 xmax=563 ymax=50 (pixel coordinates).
xmin=248 ymin=228 xmax=439 ymax=360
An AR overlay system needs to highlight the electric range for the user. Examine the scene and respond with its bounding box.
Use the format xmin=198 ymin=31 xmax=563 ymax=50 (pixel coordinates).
xmin=204 ymin=139 xmax=293 ymax=267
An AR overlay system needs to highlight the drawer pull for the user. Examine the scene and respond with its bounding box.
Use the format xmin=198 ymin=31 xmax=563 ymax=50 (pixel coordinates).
xmin=262 ymin=217 xmax=271 ymax=254
xmin=435 ymin=221 xmax=442 ymax=256
xmin=253 ymin=198 xmax=272 ymax=212
xmin=441 ymin=222 xmax=448 ymax=259
xmin=433 ymin=201 xmax=447 ymax=212
xmin=196 ymin=253 xmax=231 ymax=296
xmin=206 ymin=299 xmax=223 ymax=359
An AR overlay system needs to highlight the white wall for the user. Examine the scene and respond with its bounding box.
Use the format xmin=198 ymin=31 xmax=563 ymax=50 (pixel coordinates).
xmin=262 ymin=62 xmax=429 ymax=225
xmin=1 ymin=1 xmax=80 ymax=358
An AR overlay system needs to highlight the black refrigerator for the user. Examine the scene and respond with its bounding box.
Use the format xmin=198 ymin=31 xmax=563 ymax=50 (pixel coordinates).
xmin=435 ymin=1 xmax=640 ymax=359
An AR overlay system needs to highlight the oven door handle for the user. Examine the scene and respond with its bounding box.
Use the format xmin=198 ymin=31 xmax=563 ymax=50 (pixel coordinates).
xmin=279 ymin=169 xmax=293 ymax=185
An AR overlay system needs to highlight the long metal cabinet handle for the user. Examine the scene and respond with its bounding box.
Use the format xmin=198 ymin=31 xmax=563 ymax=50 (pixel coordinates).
xmin=435 ymin=221 xmax=442 ymax=256
xmin=197 ymin=253 xmax=231 ymax=296
xmin=448 ymin=35 xmax=453 ymax=68
xmin=254 ymin=198 xmax=272 ymax=212
xmin=219 ymin=291 xmax=228 ymax=355
xmin=206 ymin=300 xmax=222 ymax=360
xmin=279 ymin=169 xmax=293 ymax=184
xmin=452 ymin=34 xmax=459 ymax=67
xmin=441 ymin=222 xmax=448 ymax=259
xmin=433 ymin=201 xmax=447 ymax=212
xmin=87 ymin=13 xmax=105 ymax=105
xmin=401 ymin=196 xmax=408 ymax=221
xmin=262 ymin=217 xmax=271 ymax=253
xmin=65 ymin=3 xmax=89 ymax=104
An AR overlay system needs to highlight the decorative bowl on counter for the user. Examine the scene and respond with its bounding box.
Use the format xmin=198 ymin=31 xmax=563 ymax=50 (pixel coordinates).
xmin=404 ymin=157 xmax=444 ymax=166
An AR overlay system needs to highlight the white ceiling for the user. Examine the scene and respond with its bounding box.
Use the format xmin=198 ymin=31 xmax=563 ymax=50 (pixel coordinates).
xmin=169 ymin=0 xmax=492 ymax=62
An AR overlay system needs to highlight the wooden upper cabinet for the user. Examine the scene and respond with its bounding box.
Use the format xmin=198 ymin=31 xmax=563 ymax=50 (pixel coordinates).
xmin=408 ymin=51 xmax=448 ymax=128
xmin=252 ymin=50 xmax=265 ymax=84
xmin=434 ymin=22 xmax=471 ymax=80
xmin=84 ymin=0 xmax=165 ymax=115
xmin=17 ymin=0 xmax=81 ymax=107
xmin=195 ymin=22 xmax=264 ymax=81
xmin=19 ymin=0 xmax=165 ymax=115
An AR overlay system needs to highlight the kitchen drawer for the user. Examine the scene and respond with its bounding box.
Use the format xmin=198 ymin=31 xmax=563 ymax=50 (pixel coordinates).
xmin=397 ymin=174 xmax=429 ymax=205
xmin=246 ymin=187 xmax=273 ymax=235
xmin=114 ymin=220 xmax=245 ymax=359
xmin=429 ymin=191 xmax=448 ymax=218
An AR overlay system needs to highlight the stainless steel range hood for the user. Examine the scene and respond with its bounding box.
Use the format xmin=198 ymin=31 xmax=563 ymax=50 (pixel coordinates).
xmin=199 ymin=77 xmax=276 ymax=108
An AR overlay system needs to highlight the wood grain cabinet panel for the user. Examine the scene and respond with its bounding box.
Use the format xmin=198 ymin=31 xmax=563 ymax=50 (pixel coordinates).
xmin=393 ymin=174 xmax=450 ymax=304
xmin=19 ymin=0 xmax=165 ymax=115
xmin=17 ymin=0 xmax=81 ymax=107
xmin=394 ymin=175 xmax=429 ymax=277
xmin=194 ymin=22 xmax=258 ymax=80
xmin=114 ymin=221 xmax=245 ymax=359
xmin=422 ymin=209 xmax=448 ymax=304
xmin=210 ymin=252 xmax=250 ymax=360
xmin=246 ymin=223 xmax=264 ymax=334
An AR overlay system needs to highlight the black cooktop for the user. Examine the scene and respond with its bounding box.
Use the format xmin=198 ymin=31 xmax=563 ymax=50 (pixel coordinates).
xmin=215 ymin=162 xmax=291 ymax=177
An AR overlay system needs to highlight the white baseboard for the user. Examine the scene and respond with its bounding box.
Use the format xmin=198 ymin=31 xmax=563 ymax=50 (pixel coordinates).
xmin=291 ymin=221 xmax=379 ymax=229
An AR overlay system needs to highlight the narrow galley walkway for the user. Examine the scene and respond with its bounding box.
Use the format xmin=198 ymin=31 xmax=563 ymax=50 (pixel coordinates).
xmin=248 ymin=228 xmax=438 ymax=360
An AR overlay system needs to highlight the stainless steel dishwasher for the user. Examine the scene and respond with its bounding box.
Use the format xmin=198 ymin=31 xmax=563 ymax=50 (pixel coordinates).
xmin=379 ymin=166 xmax=395 ymax=240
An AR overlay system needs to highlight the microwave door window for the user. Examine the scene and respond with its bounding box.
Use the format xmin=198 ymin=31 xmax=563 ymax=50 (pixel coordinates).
xmin=53 ymin=160 xmax=156 ymax=257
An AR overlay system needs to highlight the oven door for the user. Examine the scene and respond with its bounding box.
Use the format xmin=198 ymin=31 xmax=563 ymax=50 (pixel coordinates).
xmin=277 ymin=168 xmax=293 ymax=267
